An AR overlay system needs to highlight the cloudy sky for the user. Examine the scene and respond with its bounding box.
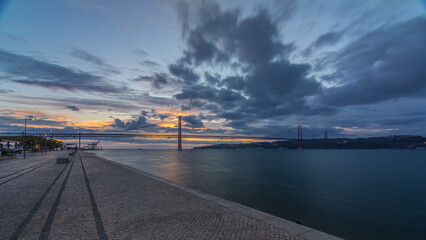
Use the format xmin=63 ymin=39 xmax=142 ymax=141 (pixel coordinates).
xmin=0 ymin=0 xmax=425 ymax=148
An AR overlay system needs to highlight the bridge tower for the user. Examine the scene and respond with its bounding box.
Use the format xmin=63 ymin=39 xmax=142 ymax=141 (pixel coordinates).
xmin=178 ymin=116 xmax=182 ymax=151
xmin=324 ymin=128 xmax=328 ymax=139
xmin=297 ymin=125 xmax=303 ymax=149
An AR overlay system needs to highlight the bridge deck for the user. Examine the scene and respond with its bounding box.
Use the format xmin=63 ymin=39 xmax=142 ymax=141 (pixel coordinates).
xmin=0 ymin=151 xmax=340 ymax=240
xmin=0 ymin=132 xmax=289 ymax=140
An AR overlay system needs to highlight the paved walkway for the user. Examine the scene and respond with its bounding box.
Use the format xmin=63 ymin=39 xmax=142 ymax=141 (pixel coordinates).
xmin=0 ymin=151 xmax=341 ymax=240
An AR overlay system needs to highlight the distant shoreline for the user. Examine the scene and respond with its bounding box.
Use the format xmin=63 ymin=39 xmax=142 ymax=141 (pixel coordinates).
xmin=194 ymin=135 xmax=426 ymax=150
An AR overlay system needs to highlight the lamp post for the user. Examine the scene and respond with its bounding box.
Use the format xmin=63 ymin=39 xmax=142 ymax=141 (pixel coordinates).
xmin=44 ymin=130 xmax=51 ymax=155
xmin=23 ymin=116 xmax=35 ymax=159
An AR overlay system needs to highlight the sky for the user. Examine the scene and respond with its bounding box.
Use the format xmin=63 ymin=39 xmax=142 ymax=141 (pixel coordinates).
xmin=0 ymin=0 xmax=425 ymax=149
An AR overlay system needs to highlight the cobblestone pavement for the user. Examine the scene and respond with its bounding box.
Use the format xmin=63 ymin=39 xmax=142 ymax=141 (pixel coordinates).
xmin=0 ymin=151 xmax=341 ymax=240
xmin=0 ymin=152 xmax=64 ymax=179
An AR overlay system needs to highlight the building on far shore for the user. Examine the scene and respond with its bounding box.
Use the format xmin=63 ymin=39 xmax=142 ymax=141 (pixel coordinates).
xmin=415 ymin=142 xmax=426 ymax=149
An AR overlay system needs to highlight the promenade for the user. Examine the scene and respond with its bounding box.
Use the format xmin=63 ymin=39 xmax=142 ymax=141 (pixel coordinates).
xmin=0 ymin=151 xmax=341 ymax=240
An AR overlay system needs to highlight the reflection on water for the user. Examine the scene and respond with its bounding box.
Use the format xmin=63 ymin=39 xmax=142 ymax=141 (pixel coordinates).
xmin=93 ymin=149 xmax=426 ymax=240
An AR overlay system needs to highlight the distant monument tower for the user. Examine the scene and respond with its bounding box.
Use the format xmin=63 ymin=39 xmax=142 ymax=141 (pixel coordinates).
xmin=324 ymin=128 xmax=328 ymax=139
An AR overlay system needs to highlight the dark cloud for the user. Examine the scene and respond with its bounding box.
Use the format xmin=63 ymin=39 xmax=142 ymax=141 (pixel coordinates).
xmin=0 ymin=89 xmax=14 ymax=94
xmin=0 ymin=49 xmax=127 ymax=93
xmin=174 ymin=0 xmax=190 ymax=37
xmin=15 ymin=95 xmax=141 ymax=112
xmin=139 ymin=60 xmax=160 ymax=67
xmin=133 ymin=75 xmax=153 ymax=82
xmin=134 ymin=49 xmax=149 ymax=56
xmin=174 ymin=85 xmax=215 ymax=100
xmin=112 ymin=116 xmax=156 ymax=131
xmin=177 ymin=4 xmax=292 ymax=66
xmin=139 ymin=109 xmax=169 ymax=121
xmin=225 ymin=120 xmax=248 ymax=130
xmin=133 ymin=73 xmax=168 ymax=89
xmin=204 ymin=72 xmax=220 ymax=86
xmin=184 ymin=26 xmax=230 ymax=64
xmin=169 ymin=2 xmax=325 ymax=133
xmin=138 ymin=93 xmax=176 ymax=106
xmin=70 ymin=48 xmax=104 ymax=65
xmin=376 ymin=116 xmax=424 ymax=126
xmin=304 ymin=31 xmax=344 ymax=56
xmin=169 ymin=63 xmax=199 ymax=84
xmin=232 ymin=10 xmax=288 ymax=65
xmin=70 ymin=48 xmax=120 ymax=74
xmin=174 ymin=85 xmax=244 ymax=112
xmin=182 ymin=115 xmax=204 ymax=128
xmin=180 ymin=100 xmax=207 ymax=111
xmin=158 ymin=114 xmax=169 ymax=120
xmin=152 ymin=74 xmax=168 ymax=89
xmin=198 ymin=113 xmax=218 ymax=122
xmin=313 ymin=31 xmax=344 ymax=48
xmin=217 ymin=111 xmax=245 ymax=120
xmin=215 ymin=89 xmax=245 ymax=105
xmin=66 ymin=106 xmax=80 ymax=111
xmin=220 ymin=76 xmax=245 ymax=90
xmin=165 ymin=2 xmax=426 ymax=138
xmin=181 ymin=105 xmax=191 ymax=111
xmin=320 ymin=17 xmax=426 ymax=106
xmin=244 ymin=60 xmax=319 ymax=104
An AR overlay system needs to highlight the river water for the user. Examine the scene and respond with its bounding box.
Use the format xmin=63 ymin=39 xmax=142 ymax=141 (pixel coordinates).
xmin=92 ymin=149 xmax=426 ymax=239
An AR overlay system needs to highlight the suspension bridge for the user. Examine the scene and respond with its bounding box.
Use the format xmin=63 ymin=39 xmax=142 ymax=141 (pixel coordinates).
xmin=0 ymin=117 xmax=328 ymax=149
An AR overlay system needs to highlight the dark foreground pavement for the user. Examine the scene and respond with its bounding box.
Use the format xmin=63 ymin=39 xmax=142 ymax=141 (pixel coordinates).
xmin=0 ymin=151 xmax=341 ymax=240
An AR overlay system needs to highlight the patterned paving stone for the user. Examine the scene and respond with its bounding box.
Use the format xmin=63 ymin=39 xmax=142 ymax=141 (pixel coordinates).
xmin=82 ymin=152 xmax=303 ymax=240
xmin=0 ymin=151 xmax=340 ymax=240
xmin=0 ymin=152 xmax=69 ymax=240
xmin=47 ymin=153 xmax=98 ymax=240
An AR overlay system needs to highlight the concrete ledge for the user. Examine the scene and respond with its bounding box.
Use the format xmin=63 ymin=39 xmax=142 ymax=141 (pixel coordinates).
xmin=264 ymin=217 xmax=313 ymax=235
xmin=91 ymin=153 xmax=342 ymax=240
xmin=229 ymin=204 xmax=276 ymax=221
xmin=300 ymin=229 xmax=343 ymax=240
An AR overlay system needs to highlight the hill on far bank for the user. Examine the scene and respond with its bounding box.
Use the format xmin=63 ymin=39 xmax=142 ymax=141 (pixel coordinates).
xmin=194 ymin=135 xmax=426 ymax=150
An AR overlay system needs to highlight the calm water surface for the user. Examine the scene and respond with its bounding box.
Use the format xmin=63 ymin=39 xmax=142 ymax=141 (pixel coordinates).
xmin=93 ymin=149 xmax=426 ymax=239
